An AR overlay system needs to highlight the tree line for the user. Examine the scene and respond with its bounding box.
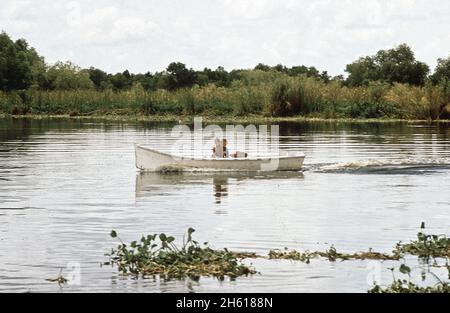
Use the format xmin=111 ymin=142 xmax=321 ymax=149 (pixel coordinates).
xmin=1 ymin=31 xmax=449 ymax=93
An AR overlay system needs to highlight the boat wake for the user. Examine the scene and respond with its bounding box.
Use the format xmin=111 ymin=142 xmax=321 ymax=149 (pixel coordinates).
xmin=306 ymin=158 xmax=450 ymax=175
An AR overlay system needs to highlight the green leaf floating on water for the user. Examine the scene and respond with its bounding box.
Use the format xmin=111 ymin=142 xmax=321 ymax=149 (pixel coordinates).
xmin=167 ymin=236 xmax=175 ymax=243
xmin=399 ymin=264 xmax=411 ymax=275
xmin=106 ymin=228 xmax=256 ymax=280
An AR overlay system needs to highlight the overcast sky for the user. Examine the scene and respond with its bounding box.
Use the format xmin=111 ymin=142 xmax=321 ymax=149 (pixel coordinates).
xmin=1 ymin=0 xmax=449 ymax=75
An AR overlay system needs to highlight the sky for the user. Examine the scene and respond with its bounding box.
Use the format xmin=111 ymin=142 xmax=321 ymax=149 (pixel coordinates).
xmin=1 ymin=0 xmax=450 ymax=76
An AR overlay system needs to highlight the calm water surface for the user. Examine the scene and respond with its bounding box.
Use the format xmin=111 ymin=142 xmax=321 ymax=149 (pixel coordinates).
xmin=0 ymin=118 xmax=449 ymax=293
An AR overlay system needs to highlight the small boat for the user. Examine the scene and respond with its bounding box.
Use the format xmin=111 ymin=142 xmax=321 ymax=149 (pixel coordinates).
xmin=135 ymin=145 xmax=305 ymax=172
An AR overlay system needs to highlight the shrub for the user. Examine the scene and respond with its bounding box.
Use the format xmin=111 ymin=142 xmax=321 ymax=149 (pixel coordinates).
xmin=385 ymin=83 xmax=427 ymax=119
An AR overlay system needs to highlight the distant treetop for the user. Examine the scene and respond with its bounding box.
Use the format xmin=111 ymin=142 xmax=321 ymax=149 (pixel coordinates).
xmin=0 ymin=31 xmax=447 ymax=92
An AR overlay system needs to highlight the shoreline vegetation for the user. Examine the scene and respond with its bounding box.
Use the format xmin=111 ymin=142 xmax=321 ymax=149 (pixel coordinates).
xmin=2 ymin=32 xmax=450 ymax=123
xmin=2 ymin=81 xmax=450 ymax=123
xmin=2 ymin=113 xmax=450 ymax=125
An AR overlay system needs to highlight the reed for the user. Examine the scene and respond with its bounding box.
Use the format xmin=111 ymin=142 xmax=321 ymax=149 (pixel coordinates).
xmin=1 ymin=77 xmax=449 ymax=120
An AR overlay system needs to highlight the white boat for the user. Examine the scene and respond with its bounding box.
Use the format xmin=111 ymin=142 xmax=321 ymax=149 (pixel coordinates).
xmin=135 ymin=145 xmax=305 ymax=172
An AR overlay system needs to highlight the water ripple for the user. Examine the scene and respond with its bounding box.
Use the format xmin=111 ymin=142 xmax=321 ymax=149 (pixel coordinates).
xmin=0 ymin=118 xmax=449 ymax=292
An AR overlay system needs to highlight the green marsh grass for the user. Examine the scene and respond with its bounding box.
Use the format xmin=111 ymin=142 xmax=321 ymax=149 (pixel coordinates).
xmin=2 ymin=74 xmax=450 ymax=120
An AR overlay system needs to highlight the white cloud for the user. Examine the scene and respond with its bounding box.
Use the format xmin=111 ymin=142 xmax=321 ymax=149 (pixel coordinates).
xmin=53 ymin=6 xmax=160 ymax=48
xmin=223 ymin=0 xmax=276 ymax=19
xmin=112 ymin=17 xmax=159 ymax=39
xmin=0 ymin=0 xmax=37 ymax=32
xmin=1 ymin=0 xmax=449 ymax=75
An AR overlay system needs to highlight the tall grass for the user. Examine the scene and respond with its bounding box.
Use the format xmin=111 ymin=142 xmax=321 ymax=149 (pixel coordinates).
xmin=1 ymin=75 xmax=450 ymax=120
xmin=268 ymin=76 xmax=325 ymax=117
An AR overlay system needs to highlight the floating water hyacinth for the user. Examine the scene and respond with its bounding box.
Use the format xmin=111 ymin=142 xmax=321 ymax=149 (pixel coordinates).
xmin=106 ymin=228 xmax=256 ymax=281
xmin=105 ymin=223 xmax=449 ymax=292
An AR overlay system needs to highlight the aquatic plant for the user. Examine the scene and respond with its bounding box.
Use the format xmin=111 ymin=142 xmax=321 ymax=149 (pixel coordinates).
xmin=369 ymin=262 xmax=450 ymax=293
xmin=268 ymin=246 xmax=399 ymax=263
xmin=320 ymin=246 xmax=400 ymax=261
xmin=369 ymin=280 xmax=450 ymax=293
xmin=369 ymin=223 xmax=450 ymax=293
xmin=46 ymin=268 xmax=69 ymax=288
xmin=268 ymin=248 xmax=317 ymax=263
xmin=269 ymin=223 xmax=448 ymax=264
xmin=104 ymin=223 xmax=449 ymax=292
xmin=106 ymin=228 xmax=256 ymax=281
xmin=394 ymin=223 xmax=450 ymax=259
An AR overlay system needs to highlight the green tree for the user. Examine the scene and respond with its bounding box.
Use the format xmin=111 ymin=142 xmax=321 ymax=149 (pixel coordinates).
xmin=288 ymin=65 xmax=323 ymax=79
xmin=133 ymin=72 xmax=156 ymax=90
xmin=195 ymin=69 xmax=210 ymax=86
xmin=254 ymin=63 xmax=271 ymax=71
xmin=273 ymin=64 xmax=288 ymax=73
xmin=346 ymin=44 xmax=429 ymax=86
xmin=109 ymin=70 xmax=133 ymax=91
xmin=375 ymin=44 xmax=429 ymax=86
xmin=88 ymin=67 xmax=108 ymax=90
xmin=431 ymin=56 xmax=450 ymax=84
xmin=345 ymin=56 xmax=379 ymax=86
xmin=319 ymin=71 xmax=330 ymax=83
xmin=197 ymin=66 xmax=230 ymax=87
xmin=47 ymin=61 xmax=93 ymax=90
xmin=166 ymin=62 xmax=197 ymax=89
xmin=210 ymin=66 xmax=230 ymax=86
xmin=150 ymin=72 xmax=169 ymax=90
xmin=0 ymin=32 xmax=46 ymax=91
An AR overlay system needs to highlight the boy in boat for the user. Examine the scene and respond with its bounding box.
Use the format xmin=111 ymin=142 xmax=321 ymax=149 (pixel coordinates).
xmin=212 ymin=139 xmax=230 ymax=158
xmin=212 ymin=139 xmax=248 ymax=158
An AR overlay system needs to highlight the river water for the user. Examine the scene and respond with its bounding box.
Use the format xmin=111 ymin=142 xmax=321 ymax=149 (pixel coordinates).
xmin=0 ymin=118 xmax=449 ymax=293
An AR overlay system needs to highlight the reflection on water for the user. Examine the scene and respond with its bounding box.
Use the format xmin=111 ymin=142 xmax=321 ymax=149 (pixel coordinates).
xmin=0 ymin=117 xmax=450 ymax=293
xmin=214 ymin=177 xmax=228 ymax=205
xmin=136 ymin=172 xmax=305 ymax=206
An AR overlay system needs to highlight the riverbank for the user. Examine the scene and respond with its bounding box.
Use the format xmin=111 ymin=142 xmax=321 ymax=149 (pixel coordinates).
xmin=2 ymin=113 xmax=450 ymax=124
xmin=2 ymin=77 xmax=450 ymax=123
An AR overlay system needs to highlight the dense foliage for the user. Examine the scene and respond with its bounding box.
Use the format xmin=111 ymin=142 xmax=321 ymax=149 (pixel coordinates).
xmin=431 ymin=57 xmax=450 ymax=84
xmin=0 ymin=32 xmax=46 ymax=91
xmin=345 ymin=44 xmax=430 ymax=87
xmin=1 ymin=31 xmax=450 ymax=119
xmin=394 ymin=226 xmax=450 ymax=259
xmin=106 ymin=228 xmax=256 ymax=280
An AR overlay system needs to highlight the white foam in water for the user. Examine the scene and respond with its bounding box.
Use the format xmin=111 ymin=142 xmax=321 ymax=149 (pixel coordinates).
xmin=308 ymin=157 xmax=450 ymax=174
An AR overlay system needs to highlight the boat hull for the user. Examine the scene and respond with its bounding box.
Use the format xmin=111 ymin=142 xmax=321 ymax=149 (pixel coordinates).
xmin=135 ymin=145 xmax=305 ymax=172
